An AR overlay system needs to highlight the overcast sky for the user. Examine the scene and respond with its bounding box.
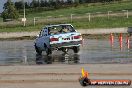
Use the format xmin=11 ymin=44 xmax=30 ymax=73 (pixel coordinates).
xmin=0 ymin=0 xmax=32 ymax=13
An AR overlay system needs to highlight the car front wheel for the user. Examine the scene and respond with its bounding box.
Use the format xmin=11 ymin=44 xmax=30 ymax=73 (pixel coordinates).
xmin=46 ymin=47 xmax=52 ymax=55
xmin=44 ymin=44 xmax=52 ymax=55
xmin=35 ymin=44 xmax=42 ymax=55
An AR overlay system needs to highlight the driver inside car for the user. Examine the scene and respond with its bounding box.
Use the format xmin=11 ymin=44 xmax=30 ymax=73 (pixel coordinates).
xmin=59 ymin=26 xmax=69 ymax=33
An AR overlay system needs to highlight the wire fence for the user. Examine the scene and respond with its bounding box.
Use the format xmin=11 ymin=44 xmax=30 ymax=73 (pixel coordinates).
xmin=0 ymin=9 xmax=132 ymax=27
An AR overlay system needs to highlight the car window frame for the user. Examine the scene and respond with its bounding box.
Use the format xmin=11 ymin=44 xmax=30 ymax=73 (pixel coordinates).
xmin=39 ymin=28 xmax=48 ymax=37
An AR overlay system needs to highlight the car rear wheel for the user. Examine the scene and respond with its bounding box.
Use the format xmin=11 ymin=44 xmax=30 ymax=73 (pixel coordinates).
xmin=73 ymin=46 xmax=80 ymax=53
xmin=35 ymin=44 xmax=42 ymax=55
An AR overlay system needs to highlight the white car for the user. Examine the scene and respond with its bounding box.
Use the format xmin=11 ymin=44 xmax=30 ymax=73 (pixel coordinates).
xmin=34 ymin=24 xmax=82 ymax=55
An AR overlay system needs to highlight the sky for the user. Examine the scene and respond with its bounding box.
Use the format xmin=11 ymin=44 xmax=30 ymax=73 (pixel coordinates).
xmin=0 ymin=0 xmax=32 ymax=13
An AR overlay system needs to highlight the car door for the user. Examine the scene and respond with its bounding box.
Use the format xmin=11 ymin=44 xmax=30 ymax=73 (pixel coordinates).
xmin=36 ymin=28 xmax=50 ymax=50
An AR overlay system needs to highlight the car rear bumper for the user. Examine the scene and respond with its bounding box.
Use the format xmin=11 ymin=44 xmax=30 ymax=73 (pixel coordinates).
xmin=50 ymin=40 xmax=82 ymax=49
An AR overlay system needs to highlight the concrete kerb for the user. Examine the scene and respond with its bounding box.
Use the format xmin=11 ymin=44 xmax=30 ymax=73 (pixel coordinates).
xmin=0 ymin=31 xmax=39 ymax=38
xmin=0 ymin=27 xmax=130 ymax=38
xmin=77 ymin=27 xmax=128 ymax=34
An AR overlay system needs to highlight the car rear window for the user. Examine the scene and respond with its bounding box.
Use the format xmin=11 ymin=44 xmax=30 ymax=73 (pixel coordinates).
xmin=48 ymin=25 xmax=75 ymax=35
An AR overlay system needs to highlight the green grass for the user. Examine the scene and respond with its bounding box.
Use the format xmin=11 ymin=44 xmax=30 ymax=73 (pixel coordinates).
xmin=0 ymin=25 xmax=42 ymax=32
xmin=26 ymin=1 xmax=132 ymax=19
xmin=0 ymin=16 xmax=132 ymax=32
xmin=72 ymin=16 xmax=132 ymax=29
xmin=0 ymin=1 xmax=132 ymax=32
xmin=0 ymin=18 xmax=2 ymax=21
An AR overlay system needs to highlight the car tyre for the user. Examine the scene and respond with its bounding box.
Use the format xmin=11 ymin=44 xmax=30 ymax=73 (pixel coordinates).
xmin=35 ymin=44 xmax=42 ymax=55
xmin=46 ymin=48 xmax=52 ymax=56
xmin=44 ymin=44 xmax=52 ymax=55
xmin=73 ymin=46 xmax=80 ymax=53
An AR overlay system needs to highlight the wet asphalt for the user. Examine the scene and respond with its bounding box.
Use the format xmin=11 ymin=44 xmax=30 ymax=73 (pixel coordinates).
xmin=0 ymin=37 xmax=132 ymax=65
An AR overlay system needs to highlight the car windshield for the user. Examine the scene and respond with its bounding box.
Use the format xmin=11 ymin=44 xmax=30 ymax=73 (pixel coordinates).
xmin=48 ymin=25 xmax=75 ymax=35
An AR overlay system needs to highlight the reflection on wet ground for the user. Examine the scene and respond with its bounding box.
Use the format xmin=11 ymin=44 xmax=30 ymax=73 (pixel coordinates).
xmin=0 ymin=37 xmax=132 ymax=65
xmin=35 ymin=53 xmax=79 ymax=65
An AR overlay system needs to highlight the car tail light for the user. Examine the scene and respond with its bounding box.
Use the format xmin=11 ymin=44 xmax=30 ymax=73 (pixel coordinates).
xmin=73 ymin=35 xmax=81 ymax=39
xmin=50 ymin=38 xmax=59 ymax=42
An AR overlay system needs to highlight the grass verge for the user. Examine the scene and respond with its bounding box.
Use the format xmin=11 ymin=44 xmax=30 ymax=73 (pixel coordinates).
xmin=0 ymin=1 xmax=132 ymax=32
xmin=0 ymin=16 xmax=132 ymax=32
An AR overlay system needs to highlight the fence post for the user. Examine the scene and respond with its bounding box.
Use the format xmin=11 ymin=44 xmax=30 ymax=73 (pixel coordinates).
xmin=127 ymin=10 xmax=129 ymax=18
xmin=71 ymin=14 xmax=74 ymax=23
xmin=86 ymin=13 xmax=91 ymax=22
xmin=33 ymin=17 xmax=40 ymax=26
xmin=108 ymin=11 xmax=112 ymax=19
xmin=34 ymin=17 xmax=35 ymax=26
xmin=122 ymin=10 xmax=129 ymax=18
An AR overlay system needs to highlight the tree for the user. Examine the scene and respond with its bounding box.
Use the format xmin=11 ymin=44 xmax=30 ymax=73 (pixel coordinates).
xmin=54 ymin=0 xmax=61 ymax=9
xmin=78 ymin=0 xmax=86 ymax=3
xmin=15 ymin=1 xmax=23 ymax=10
xmin=40 ymin=0 xmax=45 ymax=7
xmin=15 ymin=1 xmax=30 ymax=10
xmin=74 ymin=0 xmax=80 ymax=7
xmin=67 ymin=0 xmax=73 ymax=5
xmin=1 ymin=0 xmax=19 ymax=22
xmin=30 ymin=0 xmax=39 ymax=8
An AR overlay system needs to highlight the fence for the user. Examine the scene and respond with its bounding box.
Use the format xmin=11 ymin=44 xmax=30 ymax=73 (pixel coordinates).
xmin=0 ymin=9 xmax=132 ymax=27
xmin=32 ymin=10 xmax=132 ymax=26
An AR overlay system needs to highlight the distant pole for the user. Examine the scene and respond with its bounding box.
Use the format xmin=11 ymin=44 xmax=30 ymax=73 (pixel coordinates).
xmin=71 ymin=14 xmax=74 ymax=23
xmin=23 ymin=0 xmax=26 ymax=26
xmin=88 ymin=13 xmax=91 ymax=22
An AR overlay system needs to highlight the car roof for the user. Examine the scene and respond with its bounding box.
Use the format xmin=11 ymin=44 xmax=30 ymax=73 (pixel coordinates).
xmin=45 ymin=24 xmax=72 ymax=28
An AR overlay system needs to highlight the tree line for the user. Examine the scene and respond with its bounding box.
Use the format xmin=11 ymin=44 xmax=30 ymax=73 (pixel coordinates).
xmin=14 ymin=0 xmax=122 ymax=14
xmin=15 ymin=0 xmax=122 ymax=10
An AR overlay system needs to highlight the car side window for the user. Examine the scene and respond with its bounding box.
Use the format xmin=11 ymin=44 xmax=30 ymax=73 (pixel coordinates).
xmin=39 ymin=28 xmax=47 ymax=37
xmin=39 ymin=30 xmax=43 ymax=37
xmin=67 ymin=25 xmax=75 ymax=32
xmin=42 ymin=28 xmax=48 ymax=36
